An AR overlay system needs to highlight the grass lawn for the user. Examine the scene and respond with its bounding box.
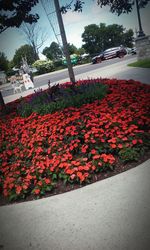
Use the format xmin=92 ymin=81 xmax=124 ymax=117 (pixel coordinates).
xmin=0 ymin=78 xmax=150 ymax=204
xmin=128 ymin=58 xmax=150 ymax=68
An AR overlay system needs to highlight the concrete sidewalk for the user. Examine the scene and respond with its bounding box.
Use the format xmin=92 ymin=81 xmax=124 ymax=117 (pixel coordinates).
xmin=3 ymin=59 xmax=150 ymax=104
xmin=0 ymin=159 xmax=150 ymax=250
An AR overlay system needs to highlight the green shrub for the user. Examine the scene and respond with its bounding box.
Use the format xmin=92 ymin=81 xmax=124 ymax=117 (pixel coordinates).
xmin=32 ymin=59 xmax=54 ymax=74
xmin=53 ymin=59 xmax=63 ymax=68
xmin=118 ymin=147 xmax=140 ymax=162
xmin=17 ymin=82 xmax=107 ymax=117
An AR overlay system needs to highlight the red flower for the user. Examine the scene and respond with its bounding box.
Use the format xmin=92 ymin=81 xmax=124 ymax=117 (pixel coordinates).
xmin=138 ymin=139 xmax=143 ymax=144
xmin=93 ymin=155 xmax=101 ymax=160
xmin=45 ymin=178 xmax=51 ymax=184
xmin=132 ymin=139 xmax=137 ymax=145
xmin=37 ymin=181 xmax=43 ymax=186
xmin=91 ymin=139 xmax=96 ymax=143
xmin=70 ymin=174 xmax=76 ymax=180
xmin=91 ymin=149 xmax=97 ymax=154
xmin=16 ymin=186 xmax=22 ymax=194
xmin=118 ymin=144 xmax=123 ymax=149
xmin=81 ymin=145 xmax=88 ymax=153
xmin=77 ymin=171 xmax=82 ymax=178
xmin=22 ymin=184 xmax=28 ymax=190
xmin=110 ymin=144 xmax=116 ymax=149
xmin=34 ymin=189 xmax=40 ymax=195
xmin=108 ymin=138 xmax=116 ymax=143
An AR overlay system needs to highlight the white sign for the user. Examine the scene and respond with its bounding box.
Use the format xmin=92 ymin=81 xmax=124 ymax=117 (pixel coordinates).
xmin=23 ymin=74 xmax=34 ymax=90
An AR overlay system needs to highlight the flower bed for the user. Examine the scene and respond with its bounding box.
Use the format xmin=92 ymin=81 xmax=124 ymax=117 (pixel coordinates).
xmin=0 ymin=78 xmax=150 ymax=202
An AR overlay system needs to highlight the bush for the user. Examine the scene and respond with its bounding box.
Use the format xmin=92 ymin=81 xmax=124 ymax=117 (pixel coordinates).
xmin=79 ymin=55 xmax=91 ymax=64
xmin=17 ymin=82 xmax=107 ymax=117
xmin=118 ymin=147 xmax=140 ymax=162
xmin=6 ymin=69 xmax=15 ymax=77
xmin=53 ymin=59 xmax=63 ymax=68
xmin=32 ymin=59 xmax=54 ymax=74
xmin=53 ymin=59 xmax=67 ymax=71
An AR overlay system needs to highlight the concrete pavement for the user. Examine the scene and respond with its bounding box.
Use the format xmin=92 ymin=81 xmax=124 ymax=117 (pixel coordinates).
xmin=2 ymin=57 xmax=150 ymax=104
xmin=79 ymin=59 xmax=150 ymax=84
xmin=0 ymin=159 xmax=150 ymax=250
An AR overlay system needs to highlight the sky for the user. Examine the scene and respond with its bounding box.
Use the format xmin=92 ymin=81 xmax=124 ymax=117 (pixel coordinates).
xmin=0 ymin=0 xmax=150 ymax=61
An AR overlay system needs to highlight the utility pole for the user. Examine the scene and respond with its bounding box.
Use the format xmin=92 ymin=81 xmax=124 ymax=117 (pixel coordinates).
xmin=135 ymin=0 xmax=145 ymax=37
xmin=54 ymin=0 xmax=75 ymax=83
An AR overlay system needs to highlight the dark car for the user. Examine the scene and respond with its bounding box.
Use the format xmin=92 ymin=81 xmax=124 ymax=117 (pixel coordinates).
xmin=92 ymin=46 xmax=127 ymax=64
xmin=131 ymin=47 xmax=137 ymax=55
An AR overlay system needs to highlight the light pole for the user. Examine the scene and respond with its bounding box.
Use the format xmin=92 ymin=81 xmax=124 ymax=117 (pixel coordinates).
xmin=54 ymin=0 xmax=75 ymax=83
xmin=135 ymin=0 xmax=145 ymax=37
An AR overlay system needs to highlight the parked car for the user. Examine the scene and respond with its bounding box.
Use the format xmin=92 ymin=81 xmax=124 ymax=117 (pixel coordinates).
xmin=125 ymin=47 xmax=132 ymax=54
xmin=92 ymin=46 xmax=127 ymax=64
xmin=131 ymin=47 xmax=137 ymax=55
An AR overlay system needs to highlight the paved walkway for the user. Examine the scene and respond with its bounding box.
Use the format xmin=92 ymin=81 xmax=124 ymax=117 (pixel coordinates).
xmin=0 ymin=159 xmax=150 ymax=250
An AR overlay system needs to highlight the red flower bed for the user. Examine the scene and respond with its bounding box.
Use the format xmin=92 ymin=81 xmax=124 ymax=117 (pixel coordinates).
xmin=0 ymin=78 xmax=150 ymax=201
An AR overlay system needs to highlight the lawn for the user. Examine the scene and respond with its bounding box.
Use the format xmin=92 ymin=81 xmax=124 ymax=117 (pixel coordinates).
xmin=0 ymin=78 xmax=150 ymax=204
xmin=128 ymin=58 xmax=150 ymax=68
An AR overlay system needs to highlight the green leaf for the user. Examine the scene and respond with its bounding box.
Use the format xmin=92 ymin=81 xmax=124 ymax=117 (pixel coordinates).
xmin=8 ymin=193 xmax=18 ymax=201
xmin=63 ymin=179 xmax=68 ymax=185
xmin=52 ymin=173 xmax=57 ymax=180
xmin=45 ymin=186 xmax=52 ymax=191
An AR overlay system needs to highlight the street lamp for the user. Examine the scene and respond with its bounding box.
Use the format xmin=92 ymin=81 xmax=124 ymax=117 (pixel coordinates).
xmin=135 ymin=0 xmax=145 ymax=37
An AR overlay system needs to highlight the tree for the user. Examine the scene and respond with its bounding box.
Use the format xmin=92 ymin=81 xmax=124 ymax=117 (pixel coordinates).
xmin=59 ymin=0 xmax=149 ymax=15
xmin=61 ymin=0 xmax=150 ymax=15
xmin=43 ymin=42 xmax=63 ymax=60
xmin=82 ymin=24 xmax=104 ymax=55
xmin=96 ymin=0 xmax=150 ymax=15
xmin=103 ymin=24 xmax=134 ymax=48
xmin=122 ymin=29 xmax=134 ymax=48
xmin=21 ymin=23 xmax=47 ymax=60
xmin=67 ymin=43 xmax=78 ymax=55
xmin=13 ymin=45 xmax=36 ymax=68
xmin=0 ymin=52 xmax=9 ymax=72
xmin=82 ymin=23 xmax=134 ymax=55
xmin=1 ymin=1 xmax=149 ymax=34
xmin=0 ymin=0 xmax=86 ymax=34
xmin=0 ymin=0 xmax=39 ymax=33
xmin=76 ymin=47 xmax=85 ymax=55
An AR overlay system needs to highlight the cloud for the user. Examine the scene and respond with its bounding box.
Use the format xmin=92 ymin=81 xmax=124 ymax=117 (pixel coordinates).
xmin=65 ymin=29 xmax=83 ymax=48
xmin=62 ymin=11 xmax=86 ymax=26
xmin=90 ymin=2 xmax=109 ymax=16
xmin=39 ymin=53 xmax=46 ymax=60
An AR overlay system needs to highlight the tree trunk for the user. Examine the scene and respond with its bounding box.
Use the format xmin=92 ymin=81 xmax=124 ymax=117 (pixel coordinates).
xmin=33 ymin=44 xmax=39 ymax=61
xmin=0 ymin=91 xmax=6 ymax=110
